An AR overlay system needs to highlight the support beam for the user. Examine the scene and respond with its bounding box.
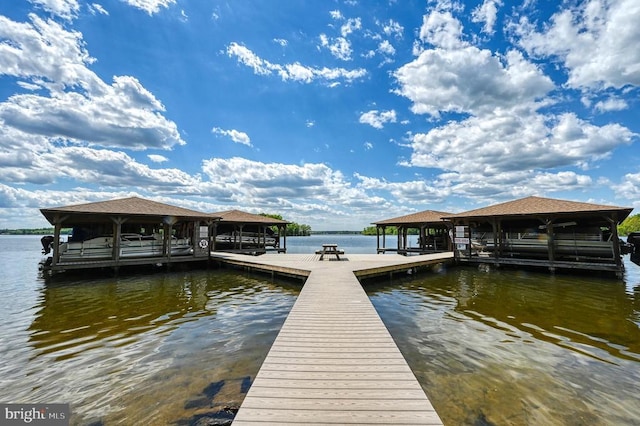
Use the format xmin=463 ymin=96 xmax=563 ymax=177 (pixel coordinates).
xmin=608 ymin=214 xmax=622 ymax=273
xmin=111 ymin=216 xmax=127 ymax=264
xmin=382 ymin=226 xmax=387 ymax=253
xmin=52 ymin=220 xmax=62 ymax=268
xmin=546 ymin=218 xmax=556 ymax=273
xmin=492 ymin=219 xmax=499 ymax=261
xmin=211 ymin=222 xmax=218 ymax=252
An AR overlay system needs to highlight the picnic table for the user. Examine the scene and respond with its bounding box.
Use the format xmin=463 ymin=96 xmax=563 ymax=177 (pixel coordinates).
xmin=315 ymin=243 xmax=345 ymax=260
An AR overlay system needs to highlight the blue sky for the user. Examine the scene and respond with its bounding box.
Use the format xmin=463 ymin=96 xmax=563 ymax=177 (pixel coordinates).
xmin=1 ymin=0 xmax=639 ymax=231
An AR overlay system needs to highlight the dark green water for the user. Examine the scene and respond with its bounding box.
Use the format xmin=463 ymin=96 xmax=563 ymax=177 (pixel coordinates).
xmin=366 ymin=263 xmax=640 ymax=425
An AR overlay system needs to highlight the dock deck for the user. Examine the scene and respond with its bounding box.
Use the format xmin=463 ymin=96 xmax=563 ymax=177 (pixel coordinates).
xmin=212 ymin=252 xmax=452 ymax=425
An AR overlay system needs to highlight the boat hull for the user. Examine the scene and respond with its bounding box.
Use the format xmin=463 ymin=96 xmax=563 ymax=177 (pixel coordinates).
xmin=55 ymin=234 xmax=193 ymax=261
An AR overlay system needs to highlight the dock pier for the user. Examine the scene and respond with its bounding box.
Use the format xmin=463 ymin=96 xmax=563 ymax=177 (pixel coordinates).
xmin=213 ymin=252 xmax=452 ymax=425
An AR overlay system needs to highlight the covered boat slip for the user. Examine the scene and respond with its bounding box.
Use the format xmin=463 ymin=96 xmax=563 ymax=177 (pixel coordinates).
xmin=445 ymin=196 xmax=633 ymax=275
xmin=210 ymin=209 xmax=289 ymax=254
xmin=372 ymin=210 xmax=452 ymax=255
xmin=40 ymin=197 xmax=218 ymax=273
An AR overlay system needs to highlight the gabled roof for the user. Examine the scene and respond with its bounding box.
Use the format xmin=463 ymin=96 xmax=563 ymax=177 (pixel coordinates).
xmin=211 ymin=209 xmax=290 ymax=225
xmin=40 ymin=197 xmax=218 ymax=224
xmin=373 ymin=210 xmax=452 ymax=226
xmin=444 ymin=196 xmax=633 ymax=221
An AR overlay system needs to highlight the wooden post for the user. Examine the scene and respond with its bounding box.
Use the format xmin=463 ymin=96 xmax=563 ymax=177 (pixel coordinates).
xmin=467 ymin=221 xmax=472 ymax=259
xmin=546 ymin=218 xmax=556 ymax=273
xmin=52 ymin=215 xmax=64 ymax=268
xmin=162 ymin=215 xmax=177 ymax=262
xmin=281 ymin=225 xmax=287 ymax=253
xmin=376 ymin=226 xmax=380 ymax=253
xmin=211 ymin=222 xmax=218 ymax=252
xmin=167 ymin=223 xmax=173 ymax=260
xmin=492 ymin=219 xmax=499 ymax=261
xmin=451 ymin=221 xmax=458 ymax=262
xmin=608 ymin=214 xmax=622 ymax=273
xmin=382 ymin=226 xmax=387 ymax=253
xmin=191 ymin=220 xmax=198 ymax=258
xmin=111 ymin=217 xmax=125 ymax=264
xmin=403 ymin=226 xmax=408 ymax=254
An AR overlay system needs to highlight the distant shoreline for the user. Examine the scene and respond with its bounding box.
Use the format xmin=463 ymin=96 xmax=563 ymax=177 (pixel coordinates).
xmin=0 ymin=229 xmax=363 ymax=236
xmin=0 ymin=229 xmax=71 ymax=235
xmin=310 ymin=231 xmax=362 ymax=235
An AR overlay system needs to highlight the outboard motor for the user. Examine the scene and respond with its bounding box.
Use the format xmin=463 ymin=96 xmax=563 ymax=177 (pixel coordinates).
xmin=627 ymin=232 xmax=640 ymax=266
xmin=41 ymin=235 xmax=54 ymax=255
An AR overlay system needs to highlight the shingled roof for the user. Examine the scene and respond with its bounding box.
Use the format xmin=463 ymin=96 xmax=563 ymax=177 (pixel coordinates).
xmin=212 ymin=209 xmax=290 ymax=225
xmin=444 ymin=196 xmax=633 ymax=220
xmin=41 ymin=196 xmax=217 ymax=224
xmin=373 ymin=210 xmax=452 ymax=226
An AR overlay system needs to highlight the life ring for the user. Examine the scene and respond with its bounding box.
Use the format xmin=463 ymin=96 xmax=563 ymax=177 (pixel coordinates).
xmin=198 ymin=239 xmax=209 ymax=249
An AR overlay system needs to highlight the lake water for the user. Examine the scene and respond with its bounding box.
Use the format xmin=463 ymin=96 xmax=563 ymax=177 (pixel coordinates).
xmin=366 ymin=263 xmax=640 ymax=425
xmin=1 ymin=234 xmax=639 ymax=425
xmin=0 ymin=235 xmax=300 ymax=425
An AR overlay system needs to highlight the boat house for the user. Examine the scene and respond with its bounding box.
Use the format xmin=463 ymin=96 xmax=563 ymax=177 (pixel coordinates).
xmin=211 ymin=210 xmax=290 ymax=254
xmin=40 ymin=197 xmax=220 ymax=274
xmin=444 ymin=196 xmax=633 ymax=275
xmin=372 ymin=210 xmax=452 ymax=255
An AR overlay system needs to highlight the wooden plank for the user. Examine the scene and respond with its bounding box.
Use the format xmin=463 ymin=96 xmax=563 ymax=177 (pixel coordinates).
xmin=249 ymin=377 xmax=426 ymax=390
xmin=265 ymin=352 xmax=404 ymax=360
xmin=254 ymin=370 xmax=419 ymax=381
xmin=258 ymin=363 xmax=415 ymax=373
xmin=245 ymin=387 xmax=429 ymax=399
xmin=239 ymin=397 xmax=435 ymax=411
xmin=265 ymin=355 xmax=408 ymax=363
xmin=233 ymin=409 xmax=442 ymax=425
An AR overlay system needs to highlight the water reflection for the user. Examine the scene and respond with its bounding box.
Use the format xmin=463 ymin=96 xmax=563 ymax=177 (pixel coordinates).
xmin=31 ymin=273 xmax=237 ymax=359
xmin=367 ymin=264 xmax=640 ymax=425
xmin=13 ymin=270 xmax=299 ymax=425
xmin=451 ymin=268 xmax=640 ymax=363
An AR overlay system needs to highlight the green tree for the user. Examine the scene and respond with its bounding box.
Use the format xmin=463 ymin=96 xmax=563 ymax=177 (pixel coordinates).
xmin=362 ymin=226 xmax=398 ymax=235
xmin=618 ymin=214 xmax=640 ymax=236
xmin=260 ymin=213 xmax=311 ymax=236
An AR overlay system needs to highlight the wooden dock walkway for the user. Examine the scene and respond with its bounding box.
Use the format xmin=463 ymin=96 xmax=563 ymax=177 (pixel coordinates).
xmin=212 ymin=252 xmax=452 ymax=425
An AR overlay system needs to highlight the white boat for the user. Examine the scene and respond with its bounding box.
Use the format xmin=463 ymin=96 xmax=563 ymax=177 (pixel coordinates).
xmin=215 ymin=231 xmax=277 ymax=248
xmin=468 ymin=230 xmax=615 ymax=259
xmin=43 ymin=233 xmax=193 ymax=261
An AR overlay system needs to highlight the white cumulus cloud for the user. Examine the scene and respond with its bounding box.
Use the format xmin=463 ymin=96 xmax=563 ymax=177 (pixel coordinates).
xmin=226 ymin=42 xmax=366 ymax=84
xmin=472 ymin=0 xmax=503 ymax=35
xmin=212 ymin=127 xmax=252 ymax=146
xmin=514 ymin=0 xmax=640 ymax=90
xmin=359 ymin=110 xmax=397 ymax=129
xmin=28 ymin=0 xmax=79 ymax=20
xmin=121 ymin=0 xmax=176 ymax=15
xmin=0 ymin=14 xmax=184 ymax=151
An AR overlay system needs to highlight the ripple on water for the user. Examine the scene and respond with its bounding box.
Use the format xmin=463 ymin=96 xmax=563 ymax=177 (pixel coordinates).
xmin=0 ymin=263 xmax=299 ymax=425
xmin=367 ymin=264 xmax=640 ymax=425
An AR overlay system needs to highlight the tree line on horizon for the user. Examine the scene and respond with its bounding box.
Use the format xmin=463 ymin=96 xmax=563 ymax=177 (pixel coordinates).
xmin=618 ymin=214 xmax=640 ymax=236
xmin=361 ymin=226 xmax=419 ymax=235
xmin=259 ymin=213 xmax=312 ymax=236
